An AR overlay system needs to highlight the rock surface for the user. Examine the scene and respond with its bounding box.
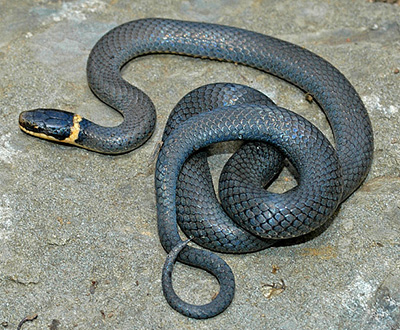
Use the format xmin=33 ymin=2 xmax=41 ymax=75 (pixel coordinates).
xmin=0 ymin=0 xmax=399 ymax=329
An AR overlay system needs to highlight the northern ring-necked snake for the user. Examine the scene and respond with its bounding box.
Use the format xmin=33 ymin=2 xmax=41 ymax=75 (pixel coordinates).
xmin=19 ymin=18 xmax=374 ymax=319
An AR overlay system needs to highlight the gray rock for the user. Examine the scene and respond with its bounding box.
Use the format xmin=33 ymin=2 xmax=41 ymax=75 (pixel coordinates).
xmin=1 ymin=0 xmax=399 ymax=329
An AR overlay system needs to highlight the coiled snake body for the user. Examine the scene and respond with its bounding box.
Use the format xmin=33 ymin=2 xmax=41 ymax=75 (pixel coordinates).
xmin=19 ymin=18 xmax=374 ymax=319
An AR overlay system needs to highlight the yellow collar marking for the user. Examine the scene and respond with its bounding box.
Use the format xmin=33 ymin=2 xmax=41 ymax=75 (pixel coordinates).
xmin=63 ymin=114 xmax=82 ymax=143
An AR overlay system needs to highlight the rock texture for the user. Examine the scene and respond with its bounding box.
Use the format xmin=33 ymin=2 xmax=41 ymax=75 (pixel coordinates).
xmin=0 ymin=0 xmax=399 ymax=329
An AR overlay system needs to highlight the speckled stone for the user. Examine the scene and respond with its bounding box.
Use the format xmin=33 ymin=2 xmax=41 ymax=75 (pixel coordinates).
xmin=0 ymin=0 xmax=399 ymax=329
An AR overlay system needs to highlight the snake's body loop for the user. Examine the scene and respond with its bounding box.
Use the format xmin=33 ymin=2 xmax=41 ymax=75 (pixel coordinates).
xmin=19 ymin=18 xmax=374 ymax=319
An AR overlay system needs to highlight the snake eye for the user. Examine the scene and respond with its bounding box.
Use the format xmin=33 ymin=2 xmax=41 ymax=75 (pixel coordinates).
xmin=19 ymin=109 xmax=75 ymax=141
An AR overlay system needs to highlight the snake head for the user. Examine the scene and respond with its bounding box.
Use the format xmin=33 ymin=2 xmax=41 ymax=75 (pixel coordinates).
xmin=19 ymin=109 xmax=82 ymax=144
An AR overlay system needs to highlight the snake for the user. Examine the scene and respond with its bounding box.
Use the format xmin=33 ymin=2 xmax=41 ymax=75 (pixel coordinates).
xmin=18 ymin=18 xmax=374 ymax=319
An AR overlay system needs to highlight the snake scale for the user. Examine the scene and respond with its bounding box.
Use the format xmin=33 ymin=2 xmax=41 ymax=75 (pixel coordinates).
xmin=19 ymin=18 xmax=374 ymax=319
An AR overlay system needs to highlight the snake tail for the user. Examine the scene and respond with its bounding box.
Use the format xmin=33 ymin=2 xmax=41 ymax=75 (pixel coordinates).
xmin=162 ymin=239 xmax=235 ymax=319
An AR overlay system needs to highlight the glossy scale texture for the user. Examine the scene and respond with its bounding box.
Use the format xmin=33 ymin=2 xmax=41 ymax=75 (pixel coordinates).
xmin=83 ymin=18 xmax=373 ymax=190
xmin=162 ymin=83 xmax=281 ymax=253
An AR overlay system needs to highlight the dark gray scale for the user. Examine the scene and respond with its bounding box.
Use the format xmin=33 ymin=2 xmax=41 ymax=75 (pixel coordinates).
xmin=163 ymin=83 xmax=281 ymax=253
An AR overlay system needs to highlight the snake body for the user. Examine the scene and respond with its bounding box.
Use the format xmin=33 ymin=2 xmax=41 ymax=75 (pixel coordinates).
xmin=163 ymin=83 xmax=281 ymax=253
xmin=18 ymin=18 xmax=374 ymax=319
